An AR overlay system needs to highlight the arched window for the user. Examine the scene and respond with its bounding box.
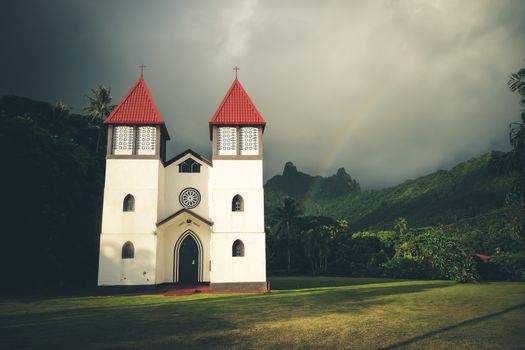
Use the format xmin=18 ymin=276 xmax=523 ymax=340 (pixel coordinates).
xmin=232 ymin=239 xmax=245 ymax=257
xmin=232 ymin=195 xmax=244 ymax=212
xmin=122 ymin=241 xmax=135 ymax=259
xmin=123 ymin=194 xmax=135 ymax=212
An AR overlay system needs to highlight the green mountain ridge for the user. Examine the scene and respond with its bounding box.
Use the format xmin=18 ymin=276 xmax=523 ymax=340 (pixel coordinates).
xmin=265 ymin=152 xmax=517 ymax=232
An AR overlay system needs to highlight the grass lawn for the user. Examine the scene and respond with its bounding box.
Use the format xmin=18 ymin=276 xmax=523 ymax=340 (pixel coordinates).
xmin=1 ymin=277 xmax=524 ymax=349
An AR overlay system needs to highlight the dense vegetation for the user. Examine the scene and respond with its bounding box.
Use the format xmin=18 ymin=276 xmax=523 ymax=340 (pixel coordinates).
xmin=264 ymin=154 xmax=523 ymax=281
xmin=1 ymin=95 xmax=106 ymax=288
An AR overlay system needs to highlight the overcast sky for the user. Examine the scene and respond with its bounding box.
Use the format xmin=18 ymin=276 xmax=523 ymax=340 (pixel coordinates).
xmin=1 ymin=0 xmax=524 ymax=188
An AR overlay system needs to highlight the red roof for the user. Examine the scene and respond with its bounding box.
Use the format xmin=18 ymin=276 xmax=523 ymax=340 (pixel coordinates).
xmin=473 ymin=253 xmax=491 ymax=262
xmin=209 ymin=78 xmax=266 ymax=127
xmin=104 ymin=76 xmax=165 ymax=125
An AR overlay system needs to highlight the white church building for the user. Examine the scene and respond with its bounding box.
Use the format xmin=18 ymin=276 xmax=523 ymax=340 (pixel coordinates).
xmin=97 ymin=71 xmax=267 ymax=291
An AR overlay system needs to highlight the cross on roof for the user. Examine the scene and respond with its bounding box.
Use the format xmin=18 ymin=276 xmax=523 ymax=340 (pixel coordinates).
xmin=138 ymin=64 xmax=147 ymax=77
xmin=233 ymin=66 xmax=240 ymax=79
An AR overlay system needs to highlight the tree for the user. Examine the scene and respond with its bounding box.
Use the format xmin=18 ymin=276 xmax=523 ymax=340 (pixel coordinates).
xmin=508 ymin=62 xmax=525 ymax=162
xmin=394 ymin=217 xmax=408 ymax=240
xmin=50 ymin=101 xmax=71 ymax=130
xmin=272 ymin=197 xmax=303 ymax=273
xmin=83 ymin=85 xmax=115 ymax=152
xmin=300 ymin=216 xmax=339 ymax=275
xmin=506 ymin=61 xmax=525 ymax=244
xmin=384 ymin=227 xmax=476 ymax=282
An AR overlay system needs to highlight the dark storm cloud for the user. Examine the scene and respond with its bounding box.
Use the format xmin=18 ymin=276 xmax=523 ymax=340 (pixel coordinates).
xmin=1 ymin=0 xmax=524 ymax=188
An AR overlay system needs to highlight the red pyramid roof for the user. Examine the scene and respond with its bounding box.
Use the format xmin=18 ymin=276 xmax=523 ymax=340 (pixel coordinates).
xmin=209 ymin=78 xmax=266 ymax=127
xmin=104 ymin=76 xmax=165 ymax=125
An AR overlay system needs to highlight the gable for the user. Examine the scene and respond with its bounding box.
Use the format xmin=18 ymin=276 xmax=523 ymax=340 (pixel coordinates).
xmin=164 ymin=149 xmax=212 ymax=168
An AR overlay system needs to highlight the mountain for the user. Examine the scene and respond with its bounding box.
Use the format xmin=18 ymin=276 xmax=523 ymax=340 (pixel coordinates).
xmin=265 ymin=152 xmax=517 ymax=231
xmin=265 ymin=162 xmax=360 ymax=216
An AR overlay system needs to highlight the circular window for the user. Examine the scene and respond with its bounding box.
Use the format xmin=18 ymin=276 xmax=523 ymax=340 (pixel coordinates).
xmin=179 ymin=187 xmax=201 ymax=209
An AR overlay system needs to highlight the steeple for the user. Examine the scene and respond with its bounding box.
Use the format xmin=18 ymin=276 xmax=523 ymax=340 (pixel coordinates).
xmin=104 ymin=76 xmax=167 ymax=129
xmin=104 ymin=72 xmax=169 ymax=160
xmin=209 ymin=74 xmax=266 ymax=159
xmin=209 ymin=77 xmax=266 ymax=139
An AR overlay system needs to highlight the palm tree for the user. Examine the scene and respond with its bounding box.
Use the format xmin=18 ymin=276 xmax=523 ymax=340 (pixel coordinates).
xmin=50 ymin=101 xmax=71 ymax=132
xmin=273 ymin=197 xmax=303 ymax=273
xmin=508 ymin=62 xmax=525 ymax=160
xmin=83 ymin=85 xmax=115 ymax=153
xmin=507 ymin=61 xmax=525 ymax=242
xmin=301 ymin=216 xmax=338 ymax=275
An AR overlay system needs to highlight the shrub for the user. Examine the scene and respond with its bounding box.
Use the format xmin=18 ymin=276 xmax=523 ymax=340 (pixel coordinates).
xmin=483 ymin=252 xmax=525 ymax=281
xmin=382 ymin=227 xmax=476 ymax=282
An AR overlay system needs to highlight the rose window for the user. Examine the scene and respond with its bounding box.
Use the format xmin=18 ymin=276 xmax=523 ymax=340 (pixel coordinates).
xmin=179 ymin=188 xmax=201 ymax=209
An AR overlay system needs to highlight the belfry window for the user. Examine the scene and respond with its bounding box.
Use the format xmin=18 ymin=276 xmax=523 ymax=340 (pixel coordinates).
xmin=123 ymin=194 xmax=135 ymax=212
xmin=232 ymin=240 xmax=245 ymax=257
xmin=135 ymin=126 xmax=156 ymax=155
xmin=240 ymin=127 xmax=258 ymax=151
xmin=217 ymin=127 xmax=237 ymax=155
xmin=122 ymin=241 xmax=135 ymax=259
xmin=179 ymin=158 xmax=201 ymax=173
xmin=112 ymin=126 xmax=134 ymax=155
xmin=232 ymin=195 xmax=244 ymax=212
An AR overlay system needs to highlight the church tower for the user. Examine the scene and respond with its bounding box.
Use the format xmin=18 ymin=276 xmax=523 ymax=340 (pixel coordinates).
xmin=97 ymin=72 xmax=169 ymax=286
xmin=208 ymin=72 xmax=267 ymax=291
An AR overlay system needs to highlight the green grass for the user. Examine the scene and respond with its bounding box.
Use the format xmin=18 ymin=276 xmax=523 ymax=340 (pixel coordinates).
xmin=1 ymin=277 xmax=525 ymax=349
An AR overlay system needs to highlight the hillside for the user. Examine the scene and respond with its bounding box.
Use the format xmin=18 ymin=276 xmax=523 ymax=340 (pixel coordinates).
xmin=265 ymin=152 xmax=517 ymax=231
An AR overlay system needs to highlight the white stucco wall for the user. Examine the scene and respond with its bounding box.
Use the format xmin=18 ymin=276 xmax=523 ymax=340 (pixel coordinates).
xmin=98 ymin=158 xmax=161 ymax=286
xmin=98 ymin=234 xmax=157 ymax=285
xmin=210 ymin=160 xmax=264 ymax=233
xmin=101 ymin=159 xmax=160 ymax=234
xmin=159 ymin=154 xmax=210 ymax=221
xmin=210 ymin=159 xmax=266 ymax=284
xmin=210 ymin=232 xmax=266 ymax=283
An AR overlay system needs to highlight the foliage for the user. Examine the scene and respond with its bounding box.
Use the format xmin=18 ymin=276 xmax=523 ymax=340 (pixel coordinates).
xmin=345 ymin=230 xmax=396 ymax=277
xmin=483 ymin=252 xmax=525 ymax=281
xmin=505 ymin=60 xmax=525 ymax=245
xmin=384 ymin=227 xmax=476 ymax=282
xmin=83 ymin=84 xmax=115 ymax=152
xmin=270 ymin=196 xmax=303 ymax=273
xmin=300 ymin=217 xmax=345 ymax=275
xmin=0 ymin=95 xmax=105 ymax=288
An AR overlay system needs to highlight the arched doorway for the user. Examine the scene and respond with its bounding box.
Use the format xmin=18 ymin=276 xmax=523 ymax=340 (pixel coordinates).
xmin=177 ymin=235 xmax=199 ymax=284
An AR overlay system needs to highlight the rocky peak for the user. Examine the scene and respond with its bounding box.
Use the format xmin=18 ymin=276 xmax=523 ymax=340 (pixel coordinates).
xmin=283 ymin=161 xmax=298 ymax=176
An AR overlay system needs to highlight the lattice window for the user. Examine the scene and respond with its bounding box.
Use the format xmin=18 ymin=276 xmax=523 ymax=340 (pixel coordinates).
xmin=217 ymin=127 xmax=237 ymax=151
xmin=136 ymin=126 xmax=156 ymax=153
xmin=112 ymin=126 xmax=133 ymax=152
xmin=240 ymin=127 xmax=258 ymax=151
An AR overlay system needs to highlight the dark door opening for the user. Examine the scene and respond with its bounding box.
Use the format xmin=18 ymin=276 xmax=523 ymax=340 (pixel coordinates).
xmin=178 ymin=235 xmax=199 ymax=285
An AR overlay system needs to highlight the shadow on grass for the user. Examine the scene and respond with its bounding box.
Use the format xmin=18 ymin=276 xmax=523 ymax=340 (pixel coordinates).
xmin=379 ymin=302 xmax=525 ymax=350
xmin=269 ymin=276 xmax=410 ymax=290
xmin=0 ymin=281 xmax=454 ymax=350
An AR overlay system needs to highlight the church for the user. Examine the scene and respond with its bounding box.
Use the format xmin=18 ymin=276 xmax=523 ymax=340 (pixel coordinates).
xmin=97 ymin=69 xmax=267 ymax=291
